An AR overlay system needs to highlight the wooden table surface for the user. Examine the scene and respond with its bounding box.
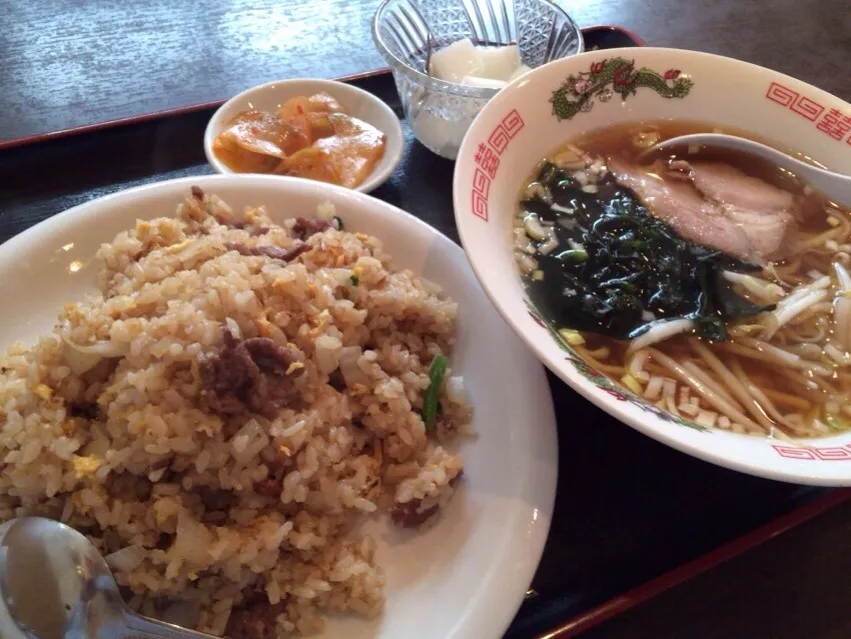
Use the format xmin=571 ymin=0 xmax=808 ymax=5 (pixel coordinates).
xmin=4 ymin=0 xmax=851 ymax=144
xmin=3 ymin=1 xmax=851 ymax=637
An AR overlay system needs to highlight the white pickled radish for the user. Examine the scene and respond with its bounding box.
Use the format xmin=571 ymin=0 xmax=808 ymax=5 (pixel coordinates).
xmin=429 ymin=38 xmax=481 ymax=83
xmin=476 ymin=44 xmax=521 ymax=81
xmin=430 ymin=38 xmax=528 ymax=87
xmin=411 ymin=107 xmax=457 ymax=154
xmin=461 ymin=75 xmax=507 ymax=90
xmin=508 ymin=64 xmax=534 ymax=83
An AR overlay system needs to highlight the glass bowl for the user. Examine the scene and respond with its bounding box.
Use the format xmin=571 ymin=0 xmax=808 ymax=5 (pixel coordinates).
xmin=372 ymin=0 xmax=583 ymax=159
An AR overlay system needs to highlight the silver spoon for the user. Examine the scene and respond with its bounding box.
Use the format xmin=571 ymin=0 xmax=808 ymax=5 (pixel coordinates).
xmin=424 ymin=25 xmax=434 ymax=78
xmin=0 ymin=517 xmax=215 ymax=639
xmin=646 ymin=133 xmax=851 ymax=209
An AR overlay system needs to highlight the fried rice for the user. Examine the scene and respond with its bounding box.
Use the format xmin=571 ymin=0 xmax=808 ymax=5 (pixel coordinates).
xmin=0 ymin=188 xmax=472 ymax=637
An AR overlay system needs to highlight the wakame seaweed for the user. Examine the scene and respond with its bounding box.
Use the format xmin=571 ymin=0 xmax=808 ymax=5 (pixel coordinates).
xmin=522 ymin=161 xmax=774 ymax=341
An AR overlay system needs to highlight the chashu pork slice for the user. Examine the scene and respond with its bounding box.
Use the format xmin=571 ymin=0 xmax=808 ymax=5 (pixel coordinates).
xmin=608 ymin=157 xmax=808 ymax=263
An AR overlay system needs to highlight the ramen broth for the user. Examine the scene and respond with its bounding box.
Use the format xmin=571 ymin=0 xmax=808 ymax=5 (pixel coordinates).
xmin=515 ymin=120 xmax=848 ymax=439
xmin=561 ymin=121 xmax=819 ymax=187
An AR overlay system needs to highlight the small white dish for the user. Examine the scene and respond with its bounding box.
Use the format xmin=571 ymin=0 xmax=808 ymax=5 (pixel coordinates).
xmin=204 ymin=79 xmax=404 ymax=193
xmin=0 ymin=174 xmax=557 ymax=639
xmin=454 ymin=47 xmax=851 ymax=486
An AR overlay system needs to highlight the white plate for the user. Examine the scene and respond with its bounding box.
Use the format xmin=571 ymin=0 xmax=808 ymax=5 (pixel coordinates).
xmin=0 ymin=175 xmax=557 ymax=638
xmin=203 ymin=79 xmax=404 ymax=193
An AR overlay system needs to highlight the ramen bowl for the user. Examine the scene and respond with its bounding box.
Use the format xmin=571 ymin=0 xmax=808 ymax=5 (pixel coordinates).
xmin=454 ymin=47 xmax=851 ymax=485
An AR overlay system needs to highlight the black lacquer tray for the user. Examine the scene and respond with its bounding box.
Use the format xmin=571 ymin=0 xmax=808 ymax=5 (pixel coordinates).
xmin=0 ymin=26 xmax=844 ymax=638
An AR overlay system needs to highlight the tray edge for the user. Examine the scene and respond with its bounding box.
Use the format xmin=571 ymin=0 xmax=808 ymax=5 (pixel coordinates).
xmin=0 ymin=68 xmax=391 ymax=152
xmin=539 ymin=487 xmax=851 ymax=638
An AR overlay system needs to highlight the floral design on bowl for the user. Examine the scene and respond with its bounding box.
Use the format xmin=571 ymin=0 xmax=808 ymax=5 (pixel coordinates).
xmin=550 ymin=57 xmax=695 ymax=121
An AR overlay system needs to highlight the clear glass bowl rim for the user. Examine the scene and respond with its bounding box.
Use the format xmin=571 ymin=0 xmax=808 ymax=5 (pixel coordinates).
xmin=370 ymin=0 xmax=585 ymax=99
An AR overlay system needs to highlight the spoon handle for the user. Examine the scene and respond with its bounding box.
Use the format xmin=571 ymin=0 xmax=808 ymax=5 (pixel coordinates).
xmin=120 ymin=612 xmax=217 ymax=639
